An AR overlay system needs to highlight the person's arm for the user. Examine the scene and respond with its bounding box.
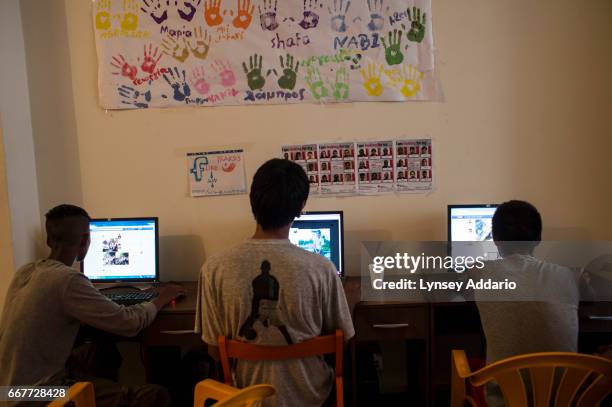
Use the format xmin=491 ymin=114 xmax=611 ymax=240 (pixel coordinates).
xmin=196 ymin=263 xmax=225 ymax=358
xmin=322 ymin=264 xmax=355 ymax=342
xmin=61 ymin=274 xmax=183 ymax=337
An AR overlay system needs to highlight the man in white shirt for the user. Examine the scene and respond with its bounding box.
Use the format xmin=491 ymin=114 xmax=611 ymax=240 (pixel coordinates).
xmin=196 ymin=159 xmax=354 ymax=407
xmin=0 ymin=204 xmax=184 ymax=406
xmin=477 ymin=200 xmax=580 ymax=405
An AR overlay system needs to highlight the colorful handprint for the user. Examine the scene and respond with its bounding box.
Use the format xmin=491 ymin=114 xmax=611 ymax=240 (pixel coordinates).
xmin=177 ymin=0 xmax=202 ymax=22
xmin=140 ymin=44 xmax=163 ymax=74
xmin=204 ymin=0 xmax=223 ymax=26
xmin=121 ymin=0 xmax=139 ymax=31
xmin=212 ymin=60 xmax=236 ymax=87
xmin=360 ymin=63 xmax=384 ymax=96
xmin=242 ymin=54 xmax=265 ymax=90
xmin=328 ymin=0 xmax=351 ymax=33
xmin=190 ymin=66 xmax=212 ymax=95
xmin=232 ymin=0 xmax=255 ymax=30
xmin=258 ymin=0 xmax=279 ymax=31
xmin=327 ymin=67 xmax=349 ymax=100
xmin=163 ymin=67 xmax=192 ymax=101
xmin=161 ymin=35 xmax=190 ymax=63
xmin=141 ymin=0 xmax=169 ymax=24
xmin=118 ymin=85 xmax=151 ymax=108
xmin=305 ymin=65 xmax=328 ymax=100
xmin=95 ymin=0 xmax=112 ymax=30
xmin=388 ymin=64 xmax=423 ymax=97
xmin=367 ymin=0 xmax=385 ymax=31
xmin=277 ymin=54 xmax=299 ymax=90
xmin=381 ymin=29 xmax=403 ymax=65
xmin=406 ymin=6 xmax=426 ymax=43
xmin=111 ymin=54 xmax=138 ymax=80
xmin=299 ymin=0 xmax=320 ymax=30
xmin=188 ymin=26 xmax=212 ymax=60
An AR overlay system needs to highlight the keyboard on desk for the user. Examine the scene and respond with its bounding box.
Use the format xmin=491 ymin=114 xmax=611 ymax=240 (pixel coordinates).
xmin=104 ymin=291 xmax=156 ymax=306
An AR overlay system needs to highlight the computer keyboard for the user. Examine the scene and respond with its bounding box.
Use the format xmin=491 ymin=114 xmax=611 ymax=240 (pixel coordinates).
xmin=104 ymin=291 xmax=156 ymax=306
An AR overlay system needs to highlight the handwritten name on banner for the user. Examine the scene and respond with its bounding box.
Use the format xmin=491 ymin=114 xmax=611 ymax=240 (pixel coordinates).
xmin=93 ymin=0 xmax=436 ymax=109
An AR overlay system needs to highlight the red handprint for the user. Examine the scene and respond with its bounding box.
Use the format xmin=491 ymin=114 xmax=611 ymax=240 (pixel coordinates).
xmin=140 ymin=44 xmax=162 ymax=74
xmin=204 ymin=0 xmax=223 ymax=27
xmin=110 ymin=54 xmax=138 ymax=80
xmin=232 ymin=0 xmax=254 ymax=29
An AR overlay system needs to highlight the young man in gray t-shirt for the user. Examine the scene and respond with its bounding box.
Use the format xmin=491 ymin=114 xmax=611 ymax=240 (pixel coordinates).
xmin=196 ymin=159 xmax=354 ymax=407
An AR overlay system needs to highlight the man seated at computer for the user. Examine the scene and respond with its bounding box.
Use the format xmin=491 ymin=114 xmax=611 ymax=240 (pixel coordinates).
xmin=196 ymin=159 xmax=354 ymax=407
xmin=0 ymin=204 xmax=184 ymax=406
xmin=476 ymin=200 xmax=580 ymax=405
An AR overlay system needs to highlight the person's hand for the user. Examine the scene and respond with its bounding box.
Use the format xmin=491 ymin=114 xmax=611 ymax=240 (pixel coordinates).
xmin=152 ymin=284 xmax=186 ymax=310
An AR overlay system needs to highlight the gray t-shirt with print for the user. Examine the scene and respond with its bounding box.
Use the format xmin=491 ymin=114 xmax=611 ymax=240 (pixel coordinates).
xmin=195 ymin=239 xmax=355 ymax=407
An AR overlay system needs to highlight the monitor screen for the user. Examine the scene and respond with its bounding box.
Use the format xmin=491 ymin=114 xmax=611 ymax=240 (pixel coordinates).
xmin=448 ymin=205 xmax=497 ymax=242
xmin=290 ymin=211 xmax=344 ymax=276
xmin=82 ymin=218 xmax=159 ymax=282
xmin=448 ymin=205 xmax=499 ymax=264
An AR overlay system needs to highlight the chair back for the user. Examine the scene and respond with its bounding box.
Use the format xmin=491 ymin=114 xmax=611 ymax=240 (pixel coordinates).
xmin=48 ymin=382 xmax=96 ymax=407
xmin=218 ymin=330 xmax=344 ymax=406
xmin=193 ymin=379 xmax=274 ymax=407
xmin=451 ymin=350 xmax=612 ymax=407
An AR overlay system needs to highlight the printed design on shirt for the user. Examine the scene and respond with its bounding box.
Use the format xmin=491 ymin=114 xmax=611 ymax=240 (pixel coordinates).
xmin=238 ymin=260 xmax=293 ymax=344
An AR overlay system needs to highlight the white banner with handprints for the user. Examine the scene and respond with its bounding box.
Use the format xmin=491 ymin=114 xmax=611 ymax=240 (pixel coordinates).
xmin=187 ymin=150 xmax=247 ymax=196
xmin=93 ymin=0 xmax=436 ymax=109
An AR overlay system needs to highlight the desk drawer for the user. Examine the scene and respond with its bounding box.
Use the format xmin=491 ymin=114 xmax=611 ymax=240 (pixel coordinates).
xmin=143 ymin=314 xmax=202 ymax=347
xmin=354 ymin=305 xmax=428 ymax=341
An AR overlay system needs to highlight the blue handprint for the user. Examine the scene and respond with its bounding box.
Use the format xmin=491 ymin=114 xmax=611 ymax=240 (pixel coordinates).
xmin=367 ymin=0 xmax=384 ymax=31
xmin=163 ymin=67 xmax=191 ymax=102
xmin=118 ymin=85 xmax=151 ymax=108
xmin=328 ymin=0 xmax=351 ymax=33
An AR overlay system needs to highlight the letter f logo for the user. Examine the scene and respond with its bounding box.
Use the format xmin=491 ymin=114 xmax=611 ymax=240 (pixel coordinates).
xmin=190 ymin=156 xmax=208 ymax=182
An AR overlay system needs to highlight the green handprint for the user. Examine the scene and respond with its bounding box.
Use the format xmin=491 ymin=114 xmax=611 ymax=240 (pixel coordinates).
xmin=278 ymin=54 xmax=299 ymax=90
xmin=327 ymin=67 xmax=349 ymax=101
xmin=381 ymin=29 xmax=403 ymax=66
xmin=406 ymin=6 xmax=426 ymax=43
xmin=305 ymin=66 xmax=328 ymax=100
xmin=242 ymin=54 xmax=266 ymax=90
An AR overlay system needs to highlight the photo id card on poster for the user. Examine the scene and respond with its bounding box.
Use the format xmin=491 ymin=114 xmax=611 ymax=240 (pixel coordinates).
xmin=281 ymin=144 xmax=319 ymax=193
xmin=318 ymin=142 xmax=357 ymax=195
xmin=187 ymin=149 xmax=246 ymax=197
xmin=356 ymin=140 xmax=395 ymax=194
xmin=395 ymin=139 xmax=433 ymax=192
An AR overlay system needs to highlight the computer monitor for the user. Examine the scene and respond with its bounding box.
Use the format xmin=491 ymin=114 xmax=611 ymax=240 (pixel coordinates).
xmin=82 ymin=217 xmax=159 ymax=282
xmin=448 ymin=204 xmax=499 ymax=263
xmin=289 ymin=211 xmax=344 ymax=276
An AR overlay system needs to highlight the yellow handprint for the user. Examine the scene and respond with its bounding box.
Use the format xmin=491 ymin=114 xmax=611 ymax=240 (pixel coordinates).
xmin=121 ymin=0 xmax=139 ymax=31
xmin=388 ymin=64 xmax=424 ymax=98
xmin=95 ymin=0 xmax=112 ymax=30
xmin=162 ymin=35 xmax=190 ymax=63
xmin=360 ymin=63 xmax=384 ymax=97
xmin=188 ymin=26 xmax=212 ymax=60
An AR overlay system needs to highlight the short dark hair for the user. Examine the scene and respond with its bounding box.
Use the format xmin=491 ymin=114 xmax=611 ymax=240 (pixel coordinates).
xmin=45 ymin=204 xmax=91 ymax=245
xmin=492 ymin=200 xmax=542 ymax=242
xmin=250 ymin=159 xmax=309 ymax=230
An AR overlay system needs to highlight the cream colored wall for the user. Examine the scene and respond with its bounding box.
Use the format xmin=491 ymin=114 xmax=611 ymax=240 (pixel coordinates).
xmin=57 ymin=0 xmax=612 ymax=279
xmin=0 ymin=116 xmax=15 ymax=312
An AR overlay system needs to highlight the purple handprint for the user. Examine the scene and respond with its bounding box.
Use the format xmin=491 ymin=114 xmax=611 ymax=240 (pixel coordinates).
xmin=176 ymin=0 xmax=201 ymax=21
xmin=258 ymin=0 xmax=279 ymax=31
xmin=141 ymin=0 xmax=170 ymax=24
xmin=299 ymin=0 xmax=320 ymax=30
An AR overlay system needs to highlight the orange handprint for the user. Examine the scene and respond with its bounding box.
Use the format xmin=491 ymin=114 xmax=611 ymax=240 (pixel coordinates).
xmin=204 ymin=0 xmax=223 ymax=27
xmin=232 ymin=0 xmax=254 ymax=30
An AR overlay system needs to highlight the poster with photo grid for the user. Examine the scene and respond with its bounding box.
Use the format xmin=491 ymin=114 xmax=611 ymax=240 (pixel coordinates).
xmin=318 ymin=142 xmax=357 ymax=195
xmin=395 ymin=139 xmax=433 ymax=192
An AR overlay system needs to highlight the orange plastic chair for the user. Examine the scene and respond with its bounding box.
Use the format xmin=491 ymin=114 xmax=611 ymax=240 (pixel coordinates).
xmin=193 ymin=379 xmax=275 ymax=406
xmin=218 ymin=330 xmax=344 ymax=407
xmin=48 ymin=382 xmax=96 ymax=407
xmin=451 ymin=350 xmax=612 ymax=407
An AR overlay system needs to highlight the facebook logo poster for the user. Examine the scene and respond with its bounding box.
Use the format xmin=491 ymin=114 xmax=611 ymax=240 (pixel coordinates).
xmin=187 ymin=149 xmax=246 ymax=197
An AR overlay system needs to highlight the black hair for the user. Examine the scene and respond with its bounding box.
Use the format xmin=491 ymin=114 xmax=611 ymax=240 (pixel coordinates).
xmin=45 ymin=204 xmax=91 ymax=246
xmin=492 ymin=200 xmax=542 ymax=242
xmin=250 ymin=159 xmax=309 ymax=230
